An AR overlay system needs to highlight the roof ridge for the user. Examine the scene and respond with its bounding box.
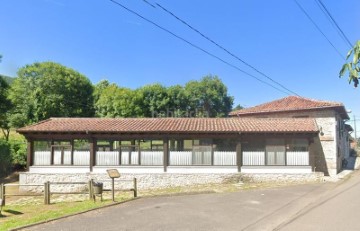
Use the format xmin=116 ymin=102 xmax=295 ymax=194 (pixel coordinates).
xmin=229 ymin=95 xmax=345 ymax=116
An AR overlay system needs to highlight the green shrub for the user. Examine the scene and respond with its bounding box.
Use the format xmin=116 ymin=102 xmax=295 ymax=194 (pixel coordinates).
xmin=9 ymin=140 xmax=27 ymax=170
xmin=0 ymin=139 xmax=11 ymax=177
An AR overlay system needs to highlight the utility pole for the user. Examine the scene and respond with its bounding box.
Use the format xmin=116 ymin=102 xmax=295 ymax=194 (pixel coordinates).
xmin=354 ymin=115 xmax=358 ymax=146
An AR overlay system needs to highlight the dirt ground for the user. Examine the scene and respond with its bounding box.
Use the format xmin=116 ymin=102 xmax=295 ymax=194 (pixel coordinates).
xmin=0 ymin=172 xmax=22 ymax=203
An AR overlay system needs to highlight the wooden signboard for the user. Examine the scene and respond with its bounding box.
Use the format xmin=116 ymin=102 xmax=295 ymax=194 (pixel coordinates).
xmin=106 ymin=169 xmax=120 ymax=178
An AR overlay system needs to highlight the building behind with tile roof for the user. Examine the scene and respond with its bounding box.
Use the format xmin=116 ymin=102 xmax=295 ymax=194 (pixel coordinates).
xmin=230 ymin=96 xmax=352 ymax=176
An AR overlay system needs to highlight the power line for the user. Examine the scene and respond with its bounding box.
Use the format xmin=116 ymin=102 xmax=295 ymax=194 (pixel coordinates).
xmin=315 ymin=0 xmax=353 ymax=49
xmin=108 ymin=0 xmax=291 ymax=95
xmin=152 ymin=2 xmax=300 ymax=96
xmin=293 ymin=0 xmax=345 ymax=60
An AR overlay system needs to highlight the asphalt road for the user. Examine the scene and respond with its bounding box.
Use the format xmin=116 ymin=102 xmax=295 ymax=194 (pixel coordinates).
xmin=21 ymin=171 xmax=360 ymax=231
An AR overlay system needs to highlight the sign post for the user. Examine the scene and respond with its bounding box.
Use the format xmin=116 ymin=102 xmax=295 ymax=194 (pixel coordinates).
xmin=106 ymin=169 xmax=120 ymax=202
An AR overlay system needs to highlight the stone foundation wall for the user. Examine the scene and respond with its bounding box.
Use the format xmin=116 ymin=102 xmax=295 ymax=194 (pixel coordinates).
xmin=19 ymin=172 xmax=324 ymax=193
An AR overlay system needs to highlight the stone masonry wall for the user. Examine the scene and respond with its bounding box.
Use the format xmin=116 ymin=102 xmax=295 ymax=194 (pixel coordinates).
xmin=19 ymin=172 xmax=324 ymax=193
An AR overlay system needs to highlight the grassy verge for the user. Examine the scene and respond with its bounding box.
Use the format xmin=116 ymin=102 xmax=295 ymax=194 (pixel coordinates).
xmin=0 ymin=192 xmax=133 ymax=231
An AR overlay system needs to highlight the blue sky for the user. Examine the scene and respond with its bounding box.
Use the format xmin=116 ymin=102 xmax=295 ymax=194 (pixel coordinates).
xmin=1 ymin=0 xmax=359 ymax=134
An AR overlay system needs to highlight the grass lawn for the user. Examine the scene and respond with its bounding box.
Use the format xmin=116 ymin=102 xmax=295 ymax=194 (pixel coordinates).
xmin=0 ymin=192 xmax=134 ymax=231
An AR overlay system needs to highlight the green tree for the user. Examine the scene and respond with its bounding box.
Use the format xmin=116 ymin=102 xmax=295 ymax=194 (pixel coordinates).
xmin=137 ymin=84 xmax=170 ymax=117
xmin=339 ymin=40 xmax=360 ymax=87
xmin=94 ymin=83 xmax=142 ymax=117
xmin=0 ymin=76 xmax=13 ymax=140
xmin=8 ymin=62 xmax=95 ymax=126
xmin=233 ymin=104 xmax=244 ymax=111
xmin=93 ymin=79 xmax=110 ymax=103
xmin=0 ymin=139 xmax=11 ymax=177
xmin=184 ymin=75 xmax=233 ymax=117
xmin=167 ymin=85 xmax=189 ymax=117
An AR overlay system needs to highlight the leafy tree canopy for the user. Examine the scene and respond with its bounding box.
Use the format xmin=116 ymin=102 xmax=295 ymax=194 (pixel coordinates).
xmin=340 ymin=40 xmax=360 ymax=87
xmin=233 ymin=104 xmax=244 ymax=111
xmin=185 ymin=75 xmax=234 ymax=117
xmin=94 ymin=75 xmax=234 ymax=118
xmin=94 ymin=82 xmax=142 ymax=118
xmin=0 ymin=76 xmax=13 ymax=140
xmin=8 ymin=62 xmax=94 ymax=126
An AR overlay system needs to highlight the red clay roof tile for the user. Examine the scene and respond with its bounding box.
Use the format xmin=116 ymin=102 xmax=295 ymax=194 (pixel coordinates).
xmin=17 ymin=117 xmax=318 ymax=134
xmin=229 ymin=96 xmax=348 ymax=119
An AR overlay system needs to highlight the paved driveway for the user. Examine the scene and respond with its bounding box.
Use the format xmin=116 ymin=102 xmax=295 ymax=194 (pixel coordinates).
xmin=22 ymin=181 xmax=334 ymax=231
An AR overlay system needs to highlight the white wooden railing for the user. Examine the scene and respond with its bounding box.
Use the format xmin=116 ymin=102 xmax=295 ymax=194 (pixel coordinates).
xmin=193 ymin=151 xmax=212 ymax=165
xmin=33 ymin=151 xmax=51 ymax=165
xmin=214 ymin=151 xmax=236 ymax=165
xmin=141 ymin=151 xmax=163 ymax=165
xmin=34 ymin=150 xmax=307 ymax=167
xmin=73 ymin=151 xmax=90 ymax=165
xmin=243 ymin=151 xmax=309 ymax=166
xmin=33 ymin=151 xmax=90 ymax=166
xmin=121 ymin=151 xmax=139 ymax=165
xmin=170 ymin=151 xmax=236 ymax=166
xmin=169 ymin=151 xmax=192 ymax=165
xmin=96 ymin=151 xmax=118 ymax=165
xmin=243 ymin=151 xmax=265 ymax=165
xmin=286 ymin=151 xmax=309 ymax=165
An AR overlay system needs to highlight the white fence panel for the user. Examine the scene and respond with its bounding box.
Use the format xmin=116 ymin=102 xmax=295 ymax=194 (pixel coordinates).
xmin=243 ymin=151 xmax=265 ymax=165
xmin=121 ymin=151 xmax=130 ymax=165
xmin=96 ymin=151 xmax=119 ymax=165
xmin=169 ymin=151 xmax=192 ymax=165
xmin=53 ymin=151 xmax=62 ymax=165
xmin=33 ymin=151 xmax=89 ymax=165
xmin=214 ymin=151 xmax=236 ymax=165
xmin=63 ymin=151 xmax=71 ymax=165
xmin=34 ymin=151 xmax=51 ymax=165
xmin=121 ymin=151 xmax=139 ymax=165
xmin=131 ymin=151 xmax=139 ymax=165
xmin=141 ymin=151 xmax=163 ymax=165
xmin=193 ymin=151 xmax=211 ymax=165
xmin=286 ymin=151 xmax=309 ymax=165
xmin=53 ymin=151 xmax=72 ymax=165
xmin=73 ymin=151 xmax=90 ymax=165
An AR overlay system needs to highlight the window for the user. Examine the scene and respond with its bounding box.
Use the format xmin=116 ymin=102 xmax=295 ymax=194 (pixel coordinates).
xmin=287 ymin=139 xmax=308 ymax=152
xmin=266 ymin=139 xmax=285 ymax=165
xmin=213 ymin=139 xmax=237 ymax=152
xmin=243 ymin=140 xmax=265 ymax=152
xmin=34 ymin=141 xmax=51 ymax=152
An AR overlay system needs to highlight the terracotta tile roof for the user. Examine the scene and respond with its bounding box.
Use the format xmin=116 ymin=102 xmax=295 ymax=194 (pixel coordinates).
xmin=229 ymin=96 xmax=349 ymax=119
xmin=17 ymin=117 xmax=318 ymax=134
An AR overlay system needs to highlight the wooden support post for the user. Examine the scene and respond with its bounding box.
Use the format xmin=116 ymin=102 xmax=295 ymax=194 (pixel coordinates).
xmin=111 ymin=178 xmax=115 ymax=202
xmin=26 ymin=140 xmax=34 ymax=170
xmin=133 ymin=178 xmax=137 ymax=198
xmin=137 ymin=140 xmax=141 ymax=165
xmin=89 ymin=138 xmax=96 ymax=172
xmin=44 ymin=182 xmax=47 ymax=205
xmin=88 ymin=180 xmax=93 ymax=200
xmin=44 ymin=181 xmax=50 ymax=205
xmin=236 ymin=141 xmax=242 ymax=172
xmin=211 ymin=145 xmax=215 ymax=166
xmin=50 ymin=140 xmax=54 ymax=165
xmin=70 ymin=140 xmax=74 ymax=165
xmin=163 ymin=139 xmax=169 ymax=172
xmin=0 ymin=184 xmax=5 ymax=206
xmin=61 ymin=147 xmax=65 ymax=165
